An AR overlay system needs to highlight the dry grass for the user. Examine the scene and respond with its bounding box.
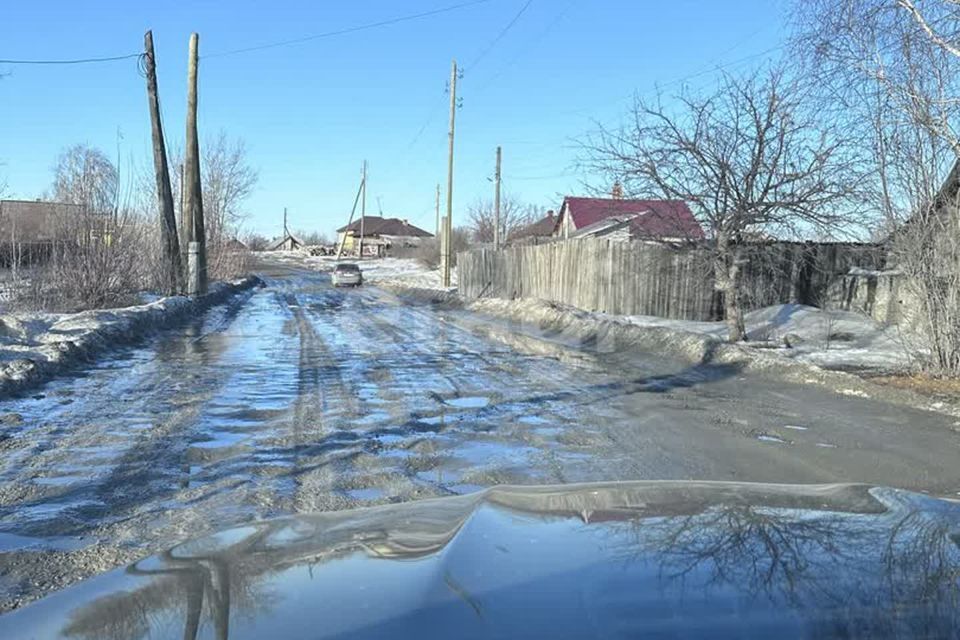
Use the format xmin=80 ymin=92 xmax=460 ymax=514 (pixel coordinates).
xmin=869 ymin=374 xmax=960 ymax=404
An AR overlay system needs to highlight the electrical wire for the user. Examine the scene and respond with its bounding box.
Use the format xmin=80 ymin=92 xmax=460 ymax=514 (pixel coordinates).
xmin=204 ymin=0 xmax=492 ymax=59
xmin=464 ymin=0 xmax=533 ymax=72
xmin=0 ymin=52 xmax=141 ymax=66
xmin=401 ymin=0 xmax=533 ymax=155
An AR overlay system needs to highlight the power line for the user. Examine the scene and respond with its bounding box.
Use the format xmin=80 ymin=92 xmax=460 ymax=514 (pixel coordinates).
xmin=400 ymin=0 xmax=533 ymax=156
xmin=204 ymin=0 xmax=493 ymax=59
xmin=473 ymin=0 xmax=572 ymax=93
xmin=464 ymin=0 xmax=534 ymax=72
xmin=0 ymin=52 xmax=141 ymax=66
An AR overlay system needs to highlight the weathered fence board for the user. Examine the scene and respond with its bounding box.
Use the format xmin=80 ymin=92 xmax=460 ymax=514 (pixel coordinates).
xmin=458 ymin=238 xmax=886 ymax=321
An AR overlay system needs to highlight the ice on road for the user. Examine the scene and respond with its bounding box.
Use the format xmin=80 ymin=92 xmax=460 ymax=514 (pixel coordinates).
xmin=1 ymin=260 xmax=959 ymax=610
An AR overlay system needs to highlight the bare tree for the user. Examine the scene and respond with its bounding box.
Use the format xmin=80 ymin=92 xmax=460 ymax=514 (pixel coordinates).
xmin=583 ymin=68 xmax=864 ymax=341
xmin=794 ymin=0 xmax=960 ymax=373
xmin=466 ymin=194 xmax=539 ymax=244
xmin=896 ymin=0 xmax=960 ymax=58
xmin=165 ymin=132 xmax=257 ymax=280
xmin=53 ymin=144 xmax=119 ymax=214
xmin=201 ymin=131 xmax=258 ymax=247
xmin=167 ymin=132 xmax=258 ymax=243
xmin=243 ymin=232 xmax=270 ymax=252
xmin=296 ymin=230 xmax=331 ymax=246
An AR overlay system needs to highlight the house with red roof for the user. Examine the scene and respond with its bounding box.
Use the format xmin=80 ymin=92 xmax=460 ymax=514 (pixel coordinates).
xmin=553 ymin=196 xmax=705 ymax=242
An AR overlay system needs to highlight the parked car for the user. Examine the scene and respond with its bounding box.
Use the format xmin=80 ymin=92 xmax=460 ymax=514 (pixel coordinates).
xmin=331 ymin=262 xmax=363 ymax=287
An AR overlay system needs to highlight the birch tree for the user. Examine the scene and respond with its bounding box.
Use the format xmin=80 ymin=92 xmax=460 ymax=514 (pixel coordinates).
xmin=794 ymin=0 xmax=960 ymax=373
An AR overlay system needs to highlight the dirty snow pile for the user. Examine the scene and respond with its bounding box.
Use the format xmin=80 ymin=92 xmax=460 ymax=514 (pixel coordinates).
xmin=619 ymin=304 xmax=914 ymax=372
xmin=0 ymin=278 xmax=257 ymax=395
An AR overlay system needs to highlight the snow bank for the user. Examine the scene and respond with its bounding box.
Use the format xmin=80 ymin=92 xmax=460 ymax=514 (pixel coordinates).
xmin=620 ymin=303 xmax=914 ymax=373
xmin=0 ymin=276 xmax=263 ymax=398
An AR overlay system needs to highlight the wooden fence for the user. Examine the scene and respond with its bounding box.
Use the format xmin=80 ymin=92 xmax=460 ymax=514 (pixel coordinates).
xmin=458 ymin=238 xmax=886 ymax=321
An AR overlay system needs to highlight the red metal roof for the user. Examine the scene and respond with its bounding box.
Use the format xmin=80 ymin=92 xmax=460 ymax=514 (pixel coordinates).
xmin=558 ymin=197 xmax=705 ymax=240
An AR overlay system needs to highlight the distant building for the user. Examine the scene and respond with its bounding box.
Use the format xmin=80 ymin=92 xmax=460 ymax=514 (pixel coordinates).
xmin=510 ymin=211 xmax=556 ymax=244
xmin=554 ymin=196 xmax=705 ymax=242
xmin=0 ymin=199 xmax=86 ymax=243
xmin=336 ymin=217 xmax=433 ymax=257
xmin=0 ymin=199 xmax=108 ymax=266
xmin=267 ymin=232 xmax=304 ymax=252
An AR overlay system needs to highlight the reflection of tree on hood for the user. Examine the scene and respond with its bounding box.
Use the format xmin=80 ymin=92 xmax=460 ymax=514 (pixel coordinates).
xmin=59 ymin=496 xmax=478 ymax=640
xmin=605 ymin=488 xmax=960 ymax=638
xmin=48 ymin=484 xmax=960 ymax=640
xmin=632 ymin=504 xmax=854 ymax=604
xmin=62 ymin=526 xmax=278 ymax=640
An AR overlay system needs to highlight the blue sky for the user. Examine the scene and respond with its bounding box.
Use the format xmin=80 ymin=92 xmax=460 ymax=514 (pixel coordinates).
xmin=0 ymin=1 xmax=788 ymax=237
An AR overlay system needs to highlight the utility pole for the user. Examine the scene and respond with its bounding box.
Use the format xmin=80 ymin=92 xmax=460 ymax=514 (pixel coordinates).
xmin=143 ymin=30 xmax=183 ymax=295
xmin=494 ymin=145 xmax=502 ymax=250
xmin=178 ymin=162 xmax=185 ymax=245
xmin=358 ymin=161 xmax=367 ymax=259
xmin=283 ymin=207 xmax=288 ymax=238
xmin=335 ymin=179 xmax=364 ymax=260
xmin=184 ymin=32 xmax=207 ymax=295
xmin=442 ymin=59 xmax=457 ymax=287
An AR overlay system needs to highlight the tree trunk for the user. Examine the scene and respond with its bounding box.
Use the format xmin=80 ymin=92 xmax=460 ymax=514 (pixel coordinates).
xmin=143 ymin=31 xmax=183 ymax=295
xmin=715 ymin=231 xmax=746 ymax=342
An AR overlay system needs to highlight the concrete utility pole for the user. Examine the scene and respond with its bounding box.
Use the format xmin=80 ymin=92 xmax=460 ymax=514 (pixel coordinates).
xmin=184 ymin=32 xmax=207 ymax=295
xmin=143 ymin=30 xmax=183 ymax=295
xmin=178 ymin=162 xmax=185 ymax=245
xmin=283 ymin=207 xmax=288 ymax=238
xmin=494 ymin=145 xmax=502 ymax=250
xmin=358 ymin=161 xmax=367 ymax=259
xmin=435 ymin=183 xmax=441 ymax=237
xmin=442 ymin=59 xmax=458 ymax=287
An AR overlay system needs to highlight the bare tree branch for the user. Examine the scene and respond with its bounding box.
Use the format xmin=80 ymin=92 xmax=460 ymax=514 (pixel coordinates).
xmin=581 ymin=68 xmax=865 ymax=340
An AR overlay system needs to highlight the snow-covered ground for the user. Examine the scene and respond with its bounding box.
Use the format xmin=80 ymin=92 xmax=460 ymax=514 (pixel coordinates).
xmin=615 ymin=304 xmax=914 ymax=372
xmin=263 ymin=251 xmax=457 ymax=290
xmin=0 ymin=277 xmax=259 ymax=396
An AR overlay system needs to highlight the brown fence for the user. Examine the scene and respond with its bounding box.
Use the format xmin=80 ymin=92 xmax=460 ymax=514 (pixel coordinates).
xmin=458 ymin=238 xmax=886 ymax=321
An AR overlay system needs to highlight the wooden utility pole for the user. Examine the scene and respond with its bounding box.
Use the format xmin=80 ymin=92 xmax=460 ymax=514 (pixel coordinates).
xmin=184 ymin=32 xmax=207 ymax=295
xmin=442 ymin=59 xmax=457 ymax=287
xmin=335 ymin=179 xmax=364 ymax=260
xmin=494 ymin=145 xmax=502 ymax=250
xmin=143 ymin=30 xmax=183 ymax=295
xmin=358 ymin=161 xmax=367 ymax=259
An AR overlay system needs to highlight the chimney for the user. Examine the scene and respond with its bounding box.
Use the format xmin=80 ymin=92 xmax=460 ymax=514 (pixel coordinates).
xmin=611 ymin=181 xmax=624 ymax=199
xmin=546 ymin=209 xmax=555 ymax=221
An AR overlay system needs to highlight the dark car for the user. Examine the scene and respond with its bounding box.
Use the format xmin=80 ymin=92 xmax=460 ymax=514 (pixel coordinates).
xmin=5 ymin=481 xmax=960 ymax=639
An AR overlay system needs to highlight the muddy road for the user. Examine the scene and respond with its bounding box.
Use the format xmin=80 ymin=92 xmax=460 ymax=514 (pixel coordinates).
xmin=2 ymin=261 xmax=960 ymax=611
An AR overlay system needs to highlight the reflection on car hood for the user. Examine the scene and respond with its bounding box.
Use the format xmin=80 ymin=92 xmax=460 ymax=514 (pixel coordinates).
xmin=4 ymin=481 xmax=960 ymax=639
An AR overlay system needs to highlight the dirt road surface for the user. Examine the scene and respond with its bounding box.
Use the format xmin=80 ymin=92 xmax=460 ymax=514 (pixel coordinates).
xmin=2 ymin=259 xmax=960 ymax=611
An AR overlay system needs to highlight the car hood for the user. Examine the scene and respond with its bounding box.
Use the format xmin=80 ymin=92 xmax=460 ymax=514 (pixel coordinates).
xmin=5 ymin=481 xmax=960 ymax=639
